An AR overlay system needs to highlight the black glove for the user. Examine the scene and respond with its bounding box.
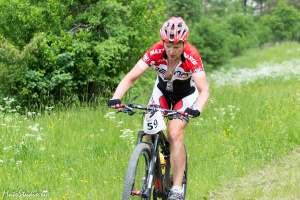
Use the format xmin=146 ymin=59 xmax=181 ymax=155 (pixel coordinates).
xmin=107 ymin=99 xmax=121 ymax=107
xmin=184 ymin=107 xmax=200 ymax=118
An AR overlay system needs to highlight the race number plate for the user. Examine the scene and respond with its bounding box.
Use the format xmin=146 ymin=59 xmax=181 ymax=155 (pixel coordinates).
xmin=143 ymin=111 xmax=166 ymax=134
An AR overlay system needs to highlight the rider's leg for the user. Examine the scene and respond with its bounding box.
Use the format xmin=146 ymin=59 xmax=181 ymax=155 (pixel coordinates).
xmin=167 ymin=119 xmax=187 ymax=187
xmin=167 ymin=90 xmax=198 ymax=188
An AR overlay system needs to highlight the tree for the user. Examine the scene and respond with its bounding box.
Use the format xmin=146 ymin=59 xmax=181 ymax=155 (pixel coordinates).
xmin=165 ymin=0 xmax=203 ymax=23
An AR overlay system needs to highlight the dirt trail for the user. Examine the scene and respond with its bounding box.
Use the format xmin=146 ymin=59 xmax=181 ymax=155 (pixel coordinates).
xmin=209 ymin=147 xmax=300 ymax=200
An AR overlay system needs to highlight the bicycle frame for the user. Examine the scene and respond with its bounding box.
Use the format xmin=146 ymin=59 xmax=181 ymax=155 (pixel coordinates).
xmin=136 ymin=130 xmax=171 ymax=199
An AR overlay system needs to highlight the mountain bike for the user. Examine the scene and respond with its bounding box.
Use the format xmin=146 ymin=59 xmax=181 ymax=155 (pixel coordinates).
xmin=119 ymin=104 xmax=190 ymax=200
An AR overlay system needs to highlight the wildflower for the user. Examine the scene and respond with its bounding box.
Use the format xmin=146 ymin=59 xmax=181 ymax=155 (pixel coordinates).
xmin=104 ymin=112 xmax=116 ymax=119
xmin=120 ymin=129 xmax=134 ymax=138
xmin=36 ymin=135 xmax=43 ymax=141
xmin=209 ymin=59 xmax=300 ymax=86
xmin=16 ymin=160 xmax=22 ymax=165
xmin=3 ymin=146 xmax=12 ymax=151
xmin=28 ymin=123 xmax=42 ymax=132
xmin=27 ymin=112 xmax=36 ymax=117
xmin=116 ymin=121 xmax=124 ymax=127
xmin=45 ymin=106 xmax=54 ymax=112
xmin=41 ymin=190 xmax=49 ymax=197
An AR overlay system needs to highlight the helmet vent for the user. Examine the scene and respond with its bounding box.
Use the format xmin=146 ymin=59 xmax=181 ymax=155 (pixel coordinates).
xmin=160 ymin=17 xmax=189 ymax=44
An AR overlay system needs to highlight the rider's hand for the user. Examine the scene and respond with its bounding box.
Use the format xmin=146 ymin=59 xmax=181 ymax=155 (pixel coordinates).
xmin=107 ymin=99 xmax=123 ymax=109
xmin=184 ymin=107 xmax=200 ymax=118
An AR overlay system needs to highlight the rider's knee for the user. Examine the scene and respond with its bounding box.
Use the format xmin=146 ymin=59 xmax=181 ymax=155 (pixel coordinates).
xmin=168 ymin=129 xmax=184 ymax=144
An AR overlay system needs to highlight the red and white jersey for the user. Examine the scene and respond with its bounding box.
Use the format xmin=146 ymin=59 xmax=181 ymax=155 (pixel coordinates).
xmin=142 ymin=41 xmax=204 ymax=96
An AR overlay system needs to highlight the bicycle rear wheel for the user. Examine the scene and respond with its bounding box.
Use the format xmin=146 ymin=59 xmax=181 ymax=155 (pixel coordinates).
xmin=122 ymin=143 xmax=152 ymax=200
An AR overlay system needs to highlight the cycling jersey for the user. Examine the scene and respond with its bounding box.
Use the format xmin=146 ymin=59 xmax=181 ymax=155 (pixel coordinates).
xmin=142 ymin=41 xmax=204 ymax=99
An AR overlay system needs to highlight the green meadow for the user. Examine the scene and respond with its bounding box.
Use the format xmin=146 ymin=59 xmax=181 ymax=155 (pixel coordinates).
xmin=0 ymin=42 xmax=300 ymax=200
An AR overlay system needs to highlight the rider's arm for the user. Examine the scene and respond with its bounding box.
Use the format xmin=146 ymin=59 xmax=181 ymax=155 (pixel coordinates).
xmin=192 ymin=72 xmax=209 ymax=112
xmin=112 ymin=59 xmax=149 ymax=99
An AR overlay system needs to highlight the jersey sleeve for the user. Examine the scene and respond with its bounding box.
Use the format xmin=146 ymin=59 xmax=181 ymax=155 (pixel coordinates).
xmin=184 ymin=43 xmax=204 ymax=74
xmin=141 ymin=41 xmax=164 ymax=66
xmin=192 ymin=55 xmax=204 ymax=74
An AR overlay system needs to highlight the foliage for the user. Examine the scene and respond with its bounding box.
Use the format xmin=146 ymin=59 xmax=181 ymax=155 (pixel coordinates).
xmin=0 ymin=0 xmax=300 ymax=107
xmin=190 ymin=17 xmax=231 ymax=70
xmin=165 ymin=0 xmax=202 ymax=23
xmin=261 ymin=1 xmax=300 ymax=41
xmin=0 ymin=0 xmax=165 ymax=108
xmin=226 ymin=14 xmax=260 ymax=55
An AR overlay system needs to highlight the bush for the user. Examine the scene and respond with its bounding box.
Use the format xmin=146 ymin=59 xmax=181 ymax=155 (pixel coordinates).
xmin=0 ymin=0 xmax=165 ymax=108
xmin=190 ymin=17 xmax=231 ymax=70
xmin=262 ymin=1 xmax=300 ymax=41
xmin=226 ymin=14 xmax=260 ymax=55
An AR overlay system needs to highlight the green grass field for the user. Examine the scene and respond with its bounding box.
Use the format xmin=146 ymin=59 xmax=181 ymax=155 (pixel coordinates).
xmin=0 ymin=42 xmax=300 ymax=199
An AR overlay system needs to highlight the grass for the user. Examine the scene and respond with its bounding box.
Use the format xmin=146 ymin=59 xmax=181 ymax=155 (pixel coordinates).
xmin=0 ymin=41 xmax=299 ymax=199
xmin=222 ymin=41 xmax=300 ymax=69
xmin=186 ymin=77 xmax=300 ymax=199
xmin=209 ymin=147 xmax=300 ymax=199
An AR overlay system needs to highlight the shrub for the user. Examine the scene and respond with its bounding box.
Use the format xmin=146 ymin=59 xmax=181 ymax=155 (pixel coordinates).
xmin=262 ymin=1 xmax=300 ymax=41
xmin=190 ymin=17 xmax=231 ymax=71
xmin=226 ymin=14 xmax=260 ymax=55
xmin=0 ymin=0 xmax=165 ymax=108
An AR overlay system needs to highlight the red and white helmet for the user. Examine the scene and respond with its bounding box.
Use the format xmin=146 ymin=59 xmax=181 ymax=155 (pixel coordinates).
xmin=160 ymin=17 xmax=189 ymax=44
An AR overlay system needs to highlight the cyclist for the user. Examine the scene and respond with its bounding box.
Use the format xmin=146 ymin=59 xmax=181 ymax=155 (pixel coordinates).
xmin=108 ymin=16 xmax=209 ymax=200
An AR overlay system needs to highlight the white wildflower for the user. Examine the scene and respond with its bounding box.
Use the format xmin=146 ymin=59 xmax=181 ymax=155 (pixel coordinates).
xmin=16 ymin=160 xmax=22 ymax=165
xmin=120 ymin=129 xmax=134 ymax=138
xmin=45 ymin=106 xmax=54 ymax=111
xmin=116 ymin=120 xmax=124 ymax=127
xmin=36 ymin=135 xmax=43 ymax=141
xmin=27 ymin=111 xmax=37 ymax=117
xmin=28 ymin=123 xmax=42 ymax=132
xmin=3 ymin=97 xmax=15 ymax=105
xmin=209 ymin=59 xmax=300 ymax=87
xmin=104 ymin=112 xmax=116 ymax=119
xmin=3 ymin=146 xmax=12 ymax=151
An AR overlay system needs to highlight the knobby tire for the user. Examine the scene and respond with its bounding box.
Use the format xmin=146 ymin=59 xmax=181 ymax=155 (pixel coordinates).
xmin=122 ymin=143 xmax=152 ymax=200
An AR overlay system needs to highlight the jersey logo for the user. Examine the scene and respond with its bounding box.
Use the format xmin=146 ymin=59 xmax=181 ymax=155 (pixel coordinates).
xmin=155 ymin=67 xmax=167 ymax=75
xmin=150 ymin=49 xmax=164 ymax=56
xmin=184 ymin=52 xmax=198 ymax=65
xmin=174 ymin=70 xmax=189 ymax=79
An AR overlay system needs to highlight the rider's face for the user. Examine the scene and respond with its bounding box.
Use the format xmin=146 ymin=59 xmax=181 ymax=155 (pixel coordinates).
xmin=163 ymin=41 xmax=184 ymax=60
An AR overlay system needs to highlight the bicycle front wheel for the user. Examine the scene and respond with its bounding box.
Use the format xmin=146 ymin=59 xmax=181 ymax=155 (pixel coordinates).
xmin=122 ymin=143 xmax=152 ymax=200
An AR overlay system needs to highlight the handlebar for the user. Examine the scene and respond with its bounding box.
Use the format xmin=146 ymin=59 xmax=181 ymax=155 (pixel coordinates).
xmin=120 ymin=103 xmax=190 ymax=118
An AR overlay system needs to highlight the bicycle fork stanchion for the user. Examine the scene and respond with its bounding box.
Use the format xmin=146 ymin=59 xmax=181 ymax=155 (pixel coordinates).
xmin=142 ymin=134 xmax=159 ymax=198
